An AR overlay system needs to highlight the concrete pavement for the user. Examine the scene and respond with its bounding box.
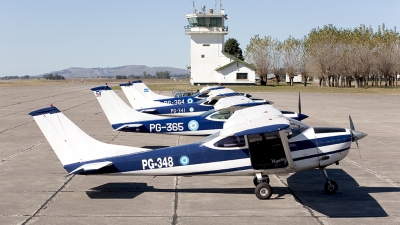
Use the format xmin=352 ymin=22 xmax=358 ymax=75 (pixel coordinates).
xmin=0 ymin=83 xmax=399 ymax=224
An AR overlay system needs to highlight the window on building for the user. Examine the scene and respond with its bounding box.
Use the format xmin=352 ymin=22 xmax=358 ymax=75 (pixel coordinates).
xmin=203 ymin=44 xmax=210 ymax=46
xmin=201 ymin=54 xmax=205 ymax=58
xmin=236 ymin=73 xmax=248 ymax=79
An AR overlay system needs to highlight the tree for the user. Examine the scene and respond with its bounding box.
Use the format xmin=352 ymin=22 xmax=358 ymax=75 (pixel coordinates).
xmin=246 ymin=35 xmax=272 ymax=85
xmin=282 ymin=37 xmax=303 ymax=86
xmin=156 ymin=71 xmax=171 ymax=79
xmin=224 ymin=38 xmax=244 ymax=60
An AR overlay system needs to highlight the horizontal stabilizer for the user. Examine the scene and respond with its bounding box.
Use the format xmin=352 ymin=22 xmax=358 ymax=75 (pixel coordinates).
xmin=138 ymin=109 xmax=157 ymax=112
xmin=67 ymin=161 xmax=113 ymax=175
xmin=115 ymin=123 xmax=143 ymax=131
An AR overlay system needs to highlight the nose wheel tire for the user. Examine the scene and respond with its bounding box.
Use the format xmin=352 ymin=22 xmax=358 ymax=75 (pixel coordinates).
xmin=324 ymin=180 xmax=338 ymax=194
xmin=255 ymin=183 xmax=273 ymax=199
xmin=253 ymin=175 xmax=270 ymax=186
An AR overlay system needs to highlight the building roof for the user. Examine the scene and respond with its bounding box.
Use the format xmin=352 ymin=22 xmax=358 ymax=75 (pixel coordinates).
xmin=215 ymin=52 xmax=256 ymax=71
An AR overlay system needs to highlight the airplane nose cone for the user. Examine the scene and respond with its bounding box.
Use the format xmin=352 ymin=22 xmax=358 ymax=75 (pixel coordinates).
xmin=352 ymin=130 xmax=368 ymax=141
xmin=297 ymin=113 xmax=309 ymax=121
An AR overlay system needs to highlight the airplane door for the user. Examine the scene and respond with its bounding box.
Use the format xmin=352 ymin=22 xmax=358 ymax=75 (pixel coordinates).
xmin=247 ymin=132 xmax=289 ymax=170
xmin=287 ymin=127 xmax=321 ymax=169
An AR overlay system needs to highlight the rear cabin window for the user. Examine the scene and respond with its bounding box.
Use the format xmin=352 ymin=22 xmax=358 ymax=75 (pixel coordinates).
xmin=214 ymin=136 xmax=246 ymax=148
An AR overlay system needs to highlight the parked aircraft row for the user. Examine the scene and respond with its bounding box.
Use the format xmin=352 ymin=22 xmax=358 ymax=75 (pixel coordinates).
xmin=29 ymin=81 xmax=367 ymax=199
xmin=91 ymin=83 xmax=307 ymax=135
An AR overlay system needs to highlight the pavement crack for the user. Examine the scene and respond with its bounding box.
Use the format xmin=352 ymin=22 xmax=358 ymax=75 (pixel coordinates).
xmin=21 ymin=174 xmax=75 ymax=225
xmin=275 ymin=175 xmax=324 ymax=225
xmin=171 ymin=176 xmax=180 ymax=225
xmin=344 ymin=158 xmax=400 ymax=187
xmin=0 ymin=140 xmax=45 ymax=164
xmin=0 ymin=120 xmax=34 ymax=134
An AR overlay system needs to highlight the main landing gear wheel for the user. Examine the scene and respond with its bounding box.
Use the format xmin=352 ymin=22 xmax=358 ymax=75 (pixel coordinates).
xmin=255 ymin=183 xmax=273 ymax=200
xmin=253 ymin=175 xmax=270 ymax=186
xmin=324 ymin=180 xmax=338 ymax=194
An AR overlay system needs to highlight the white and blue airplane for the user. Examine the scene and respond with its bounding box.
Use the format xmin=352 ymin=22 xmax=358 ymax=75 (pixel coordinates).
xmin=92 ymin=85 xmax=269 ymax=117
xmin=91 ymin=86 xmax=308 ymax=135
xmin=122 ymin=80 xmax=229 ymax=105
xmin=29 ymin=104 xmax=366 ymax=199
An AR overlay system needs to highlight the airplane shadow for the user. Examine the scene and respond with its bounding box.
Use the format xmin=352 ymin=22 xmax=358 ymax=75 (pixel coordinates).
xmin=86 ymin=168 xmax=400 ymax=218
xmin=141 ymin=146 xmax=170 ymax=150
xmin=286 ymin=168 xmax=399 ymax=218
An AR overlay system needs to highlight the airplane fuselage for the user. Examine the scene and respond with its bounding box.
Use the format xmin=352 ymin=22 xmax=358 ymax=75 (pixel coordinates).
xmin=64 ymin=127 xmax=352 ymax=176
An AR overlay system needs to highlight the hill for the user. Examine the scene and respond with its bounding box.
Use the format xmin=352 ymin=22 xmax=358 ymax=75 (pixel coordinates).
xmin=46 ymin=65 xmax=188 ymax=78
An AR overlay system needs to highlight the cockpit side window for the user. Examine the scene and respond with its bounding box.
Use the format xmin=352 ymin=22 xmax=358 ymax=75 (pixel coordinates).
xmin=210 ymin=111 xmax=231 ymax=120
xmin=288 ymin=119 xmax=309 ymax=138
xmin=214 ymin=135 xmax=246 ymax=148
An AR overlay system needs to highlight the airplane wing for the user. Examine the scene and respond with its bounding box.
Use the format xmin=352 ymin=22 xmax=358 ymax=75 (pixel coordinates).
xmin=67 ymin=161 xmax=113 ymax=176
xmin=221 ymin=105 xmax=289 ymax=137
xmin=214 ymin=96 xmax=265 ymax=111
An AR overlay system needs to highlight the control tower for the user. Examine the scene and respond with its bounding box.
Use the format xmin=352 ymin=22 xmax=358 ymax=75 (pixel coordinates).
xmin=185 ymin=5 xmax=255 ymax=85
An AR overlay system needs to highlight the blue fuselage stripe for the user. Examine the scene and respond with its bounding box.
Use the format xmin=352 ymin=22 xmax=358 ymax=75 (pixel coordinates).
xmin=64 ymin=134 xmax=352 ymax=174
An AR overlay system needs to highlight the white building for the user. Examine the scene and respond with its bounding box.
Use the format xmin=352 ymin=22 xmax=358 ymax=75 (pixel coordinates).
xmin=185 ymin=6 xmax=256 ymax=85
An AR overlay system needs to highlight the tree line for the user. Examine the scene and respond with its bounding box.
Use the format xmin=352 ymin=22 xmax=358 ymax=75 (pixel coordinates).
xmin=43 ymin=74 xmax=65 ymax=80
xmin=1 ymin=75 xmax=30 ymax=80
xmin=245 ymin=24 xmax=400 ymax=87
xmin=116 ymin=71 xmax=173 ymax=80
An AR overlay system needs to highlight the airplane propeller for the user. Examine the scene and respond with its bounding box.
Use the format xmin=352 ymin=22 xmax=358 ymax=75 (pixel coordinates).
xmin=349 ymin=115 xmax=368 ymax=158
xmin=298 ymin=92 xmax=301 ymax=115
xmin=296 ymin=92 xmax=308 ymax=121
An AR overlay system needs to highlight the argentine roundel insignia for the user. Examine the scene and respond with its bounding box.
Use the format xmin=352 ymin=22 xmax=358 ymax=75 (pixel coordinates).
xmin=180 ymin=156 xmax=190 ymax=166
xmin=187 ymin=98 xmax=193 ymax=103
xmin=188 ymin=120 xmax=199 ymax=131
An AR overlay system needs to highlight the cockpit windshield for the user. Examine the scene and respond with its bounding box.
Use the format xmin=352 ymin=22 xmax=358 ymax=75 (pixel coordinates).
xmin=198 ymin=131 xmax=220 ymax=144
xmin=287 ymin=118 xmax=310 ymax=138
xmin=196 ymin=98 xmax=208 ymax=104
xmin=199 ymin=109 xmax=216 ymax=117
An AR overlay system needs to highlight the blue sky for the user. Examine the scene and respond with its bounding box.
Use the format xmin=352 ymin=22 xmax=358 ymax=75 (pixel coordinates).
xmin=1 ymin=0 xmax=399 ymax=76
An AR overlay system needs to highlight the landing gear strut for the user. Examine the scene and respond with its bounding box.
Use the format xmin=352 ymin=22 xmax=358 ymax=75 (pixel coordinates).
xmin=253 ymin=175 xmax=270 ymax=186
xmin=320 ymin=167 xmax=338 ymax=194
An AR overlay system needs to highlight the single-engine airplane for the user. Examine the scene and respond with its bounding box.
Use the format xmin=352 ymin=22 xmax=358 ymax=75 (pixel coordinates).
xmin=123 ymin=80 xmax=228 ymax=104
xmin=91 ymin=86 xmax=308 ymax=135
xmin=29 ymin=104 xmax=367 ymax=199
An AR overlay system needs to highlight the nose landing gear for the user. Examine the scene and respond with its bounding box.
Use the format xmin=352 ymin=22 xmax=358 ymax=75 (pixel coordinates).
xmin=320 ymin=167 xmax=338 ymax=194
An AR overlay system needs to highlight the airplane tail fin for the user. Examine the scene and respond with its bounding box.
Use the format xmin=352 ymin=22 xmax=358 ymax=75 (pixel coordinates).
xmin=29 ymin=106 xmax=148 ymax=172
xmin=91 ymin=86 xmax=162 ymax=126
xmin=120 ymin=83 xmax=170 ymax=109
xmin=128 ymin=80 xmax=171 ymax=100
